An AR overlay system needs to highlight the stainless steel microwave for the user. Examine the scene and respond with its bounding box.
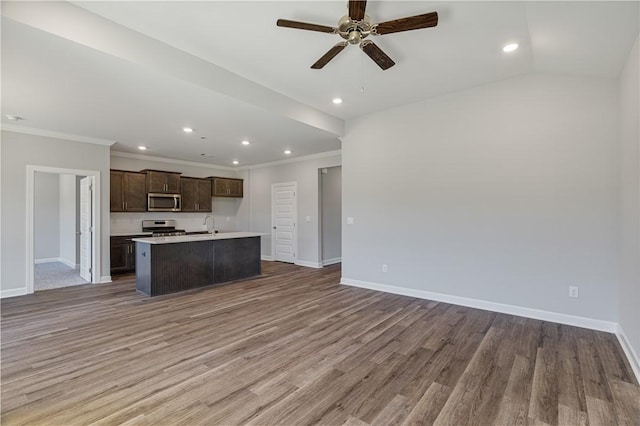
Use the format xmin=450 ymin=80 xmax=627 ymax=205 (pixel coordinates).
xmin=147 ymin=193 xmax=181 ymax=212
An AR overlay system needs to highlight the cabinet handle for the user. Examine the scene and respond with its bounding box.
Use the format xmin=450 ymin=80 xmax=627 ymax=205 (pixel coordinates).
xmin=122 ymin=201 xmax=125 ymax=210
xmin=125 ymin=201 xmax=128 ymax=210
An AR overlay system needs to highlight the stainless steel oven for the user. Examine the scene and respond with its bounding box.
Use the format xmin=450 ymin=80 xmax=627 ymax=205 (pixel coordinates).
xmin=147 ymin=193 xmax=181 ymax=212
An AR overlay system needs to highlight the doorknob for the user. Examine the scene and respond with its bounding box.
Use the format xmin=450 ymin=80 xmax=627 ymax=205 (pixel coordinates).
xmin=273 ymin=226 xmax=276 ymax=229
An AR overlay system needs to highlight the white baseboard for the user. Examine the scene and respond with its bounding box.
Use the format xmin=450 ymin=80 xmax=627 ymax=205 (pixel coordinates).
xmin=59 ymin=258 xmax=77 ymax=268
xmin=1 ymin=288 xmax=27 ymax=298
xmin=295 ymin=260 xmax=322 ymax=269
xmin=322 ymin=257 xmax=342 ymax=266
xmin=261 ymin=255 xmax=274 ymax=261
xmin=99 ymin=276 xmax=112 ymax=284
xmin=616 ymin=324 xmax=640 ymax=383
xmin=34 ymin=257 xmax=60 ymax=264
xmin=340 ymin=277 xmax=617 ymax=333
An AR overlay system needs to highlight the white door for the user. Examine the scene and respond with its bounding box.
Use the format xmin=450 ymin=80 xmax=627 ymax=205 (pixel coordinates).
xmin=272 ymin=183 xmax=297 ymax=263
xmin=79 ymin=177 xmax=93 ymax=282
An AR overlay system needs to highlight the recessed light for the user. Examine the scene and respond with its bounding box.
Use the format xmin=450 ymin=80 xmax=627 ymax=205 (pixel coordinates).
xmin=284 ymin=149 xmax=292 ymax=155
xmin=242 ymin=140 xmax=250 ymax=146
xmin=5 ymin=115 xmax=23 ymax=121
xmin=183 ymin=127 xmax=193 ymax=133
xmin=502 ymin=43 xmax=518 ymax=53
xmin=138 ymin=146 xmax=147 ymax=150
xmin=232 ymin=160 xmax=239 ymax=165
xmin=332 ymin=98 xmax=343 ymax=105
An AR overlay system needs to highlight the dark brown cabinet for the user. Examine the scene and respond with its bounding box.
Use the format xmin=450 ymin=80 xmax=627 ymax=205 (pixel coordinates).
xmin=110 ymin=235 xmax=142 ymax=274
xmin=210 ymin=177 xmax=243 ymax=198
xmin=143 ymin=170 xmax=181 ymax=194
xmin=110 ymin=170 xmax=147 ymax=212
xmin=181 ymin=177 xmax=212 ymax=212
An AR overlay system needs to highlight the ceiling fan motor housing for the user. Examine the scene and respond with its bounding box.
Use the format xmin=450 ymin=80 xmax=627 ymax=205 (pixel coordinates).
xmin=338 ymin=14 xmax=371 ymax=44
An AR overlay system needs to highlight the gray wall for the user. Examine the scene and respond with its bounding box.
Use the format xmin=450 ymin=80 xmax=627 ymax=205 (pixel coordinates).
xmin=321 ymin=166 xmax=342 ymax=263
xmin=34 ymin=172 xmax=60 ymax=260
xmin=1 ymin=130 xmax=110 ymax=291
xmin=248 ymin=153 xmax=341 ymax=265
xmin=618 ymin=36 xmax=640 ymax=361
xmin=59 ymin=174 xmax=78 ymax=266
xmin=342 ymin=74 xmax=619 ymax=321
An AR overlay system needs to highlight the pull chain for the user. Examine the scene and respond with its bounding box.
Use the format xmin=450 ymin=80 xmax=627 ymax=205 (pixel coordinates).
xmin=360 ymin=49 xmax=365 ymax=94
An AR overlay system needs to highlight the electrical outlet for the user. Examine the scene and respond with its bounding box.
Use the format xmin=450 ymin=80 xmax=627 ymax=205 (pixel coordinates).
xmin=569 ymin=286 xmax=579 ymax=298
xmin=382 ymin=264 xmax=388 ymax=273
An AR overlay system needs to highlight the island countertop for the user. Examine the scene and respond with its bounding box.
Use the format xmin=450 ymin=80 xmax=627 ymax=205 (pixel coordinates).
xmin=132 ymin=232 xmax=264 ymax=245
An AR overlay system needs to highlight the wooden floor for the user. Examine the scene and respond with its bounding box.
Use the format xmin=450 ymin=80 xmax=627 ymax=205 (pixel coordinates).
xmin=1 ymin=262 xmax=638 ymax=425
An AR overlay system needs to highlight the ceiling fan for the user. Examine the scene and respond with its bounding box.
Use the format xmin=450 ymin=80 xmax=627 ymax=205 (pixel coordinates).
xmin=276 ymin=0 xmax=438 ymax=70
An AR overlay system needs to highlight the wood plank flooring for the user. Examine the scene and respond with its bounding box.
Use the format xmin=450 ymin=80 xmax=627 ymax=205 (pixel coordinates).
xmin=2 ymin=262 xmax=638 ymax=425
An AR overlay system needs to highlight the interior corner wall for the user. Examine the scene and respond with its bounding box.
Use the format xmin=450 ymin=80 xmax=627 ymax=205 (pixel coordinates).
xmin=248 ymin=154 xmax=341 ymax=264
xmin=618 ymin=35 xmax=640 ymax=360
xmin=59 ymin=174 xmax=78 ymax=266
xmin=0 ymin=130 xmax=110 ymax=292
xmin=34 ymin=172 xmax=60 ymax=260
xmin=342 ymin=73 xmax=619 ymax=322
xmin=321 ymin=166 xmax=342 ymax=262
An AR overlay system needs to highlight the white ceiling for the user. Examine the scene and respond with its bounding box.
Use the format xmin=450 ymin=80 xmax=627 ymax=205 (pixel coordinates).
xmin=1 ymin=1 xmax=638 ymax=167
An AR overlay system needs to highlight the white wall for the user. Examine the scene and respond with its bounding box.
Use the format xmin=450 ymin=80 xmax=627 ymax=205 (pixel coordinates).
xmin=34 ymin=172 xmax=60 ymax=260
xmin=342 ymin=74 xmax=619 ymax=322
xmin=0 ymin=130 xmax=110 ymax=292
xmin=59 ymin=174 xmax=78 ymax=266
xmin=618 ymin=36 xmax=640 ymax=365
xmin=321 ymin=166 xmax=342 ymax=263
xmin=248 ymin=153 xmax=341 ymax=265
xmin=110 ymin=154 xmax=244 ymax=234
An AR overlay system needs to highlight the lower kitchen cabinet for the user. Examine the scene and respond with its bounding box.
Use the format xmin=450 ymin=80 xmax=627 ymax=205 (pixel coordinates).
xmin=110 ymin=235 xmax=144 ymax=274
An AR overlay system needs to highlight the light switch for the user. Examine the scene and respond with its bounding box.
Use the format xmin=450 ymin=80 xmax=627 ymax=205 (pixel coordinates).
xmin=347 ymin=217 xmax=354 ymax=225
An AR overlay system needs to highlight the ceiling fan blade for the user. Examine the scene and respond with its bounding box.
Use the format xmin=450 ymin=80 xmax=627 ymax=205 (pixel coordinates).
xmin=276 ymin=19 xmax=336 ymax=34
xmin=311 ymin=42 xmax=348 ymax=69
xmin=360 ymin=41 xmax=395 ymax=70
xmin=349 ymin=0 xmax=367 ymax=21
xmin=374 ymin=11 xmax=438 ymax=35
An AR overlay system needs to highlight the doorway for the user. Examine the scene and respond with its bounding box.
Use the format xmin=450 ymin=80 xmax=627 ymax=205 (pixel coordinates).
xmin=271 ymin=182 xmax=297 ymax=263
xmin=27 ymin=166 xmax=101 ymax=293
xmin=319 ymin=166 xmax=342 ymax=266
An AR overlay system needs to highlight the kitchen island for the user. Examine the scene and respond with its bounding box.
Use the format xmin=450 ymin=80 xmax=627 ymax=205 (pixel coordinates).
xmin=132 ymin=232 xmax=262 ymax=296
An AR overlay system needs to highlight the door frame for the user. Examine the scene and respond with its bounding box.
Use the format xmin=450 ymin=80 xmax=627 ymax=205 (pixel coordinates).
xmin=26 ymin=165 xmax=101 ymax=294
xmin=271 ymin=182 xmax=297 ymax=263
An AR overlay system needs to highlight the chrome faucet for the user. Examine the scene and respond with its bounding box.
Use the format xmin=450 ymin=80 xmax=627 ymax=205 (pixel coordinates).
xmin=203 ymin=215 xmax=214 ymax=233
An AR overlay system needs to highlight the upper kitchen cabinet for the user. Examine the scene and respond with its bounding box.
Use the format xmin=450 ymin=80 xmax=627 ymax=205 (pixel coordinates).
xmin=210 ymin=177 xmax=243 ymax=198
xmin=143 ymin=170 xmax=181 ymax=194
xmin=181 ymin=177 xmax=212 ymax=212
xmin=110 ymin=170 xmax=147 ymax=212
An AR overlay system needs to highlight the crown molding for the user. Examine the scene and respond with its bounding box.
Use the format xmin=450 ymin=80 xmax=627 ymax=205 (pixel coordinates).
xmin=248 ymin=150 xmax=342 ymax=170
xmin=110 ymin=151 xmax=237 ymax=171
xmin=1 ymin=124 xmax=116 ymax=146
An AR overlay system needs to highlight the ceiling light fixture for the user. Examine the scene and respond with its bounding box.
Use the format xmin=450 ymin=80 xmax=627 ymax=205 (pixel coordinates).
xmin=233 ymin=160 xmax=239 ymax=165
xmin=183 ymin=127 xmax=193 ymax=133
xmin=502 ymin=43 xmax=518 ymax=53
xmin=332 ymin=98 xmax=343 ymax=105
xmin=138 ymin=146 xmax=147 ymax=150
xmin=242 ymin=140 xmax=250 ymax=146
xmin=5 ymin=115 xmax=23 ymax=121
xmin=284 ymin=149 xmax=292 ymax=155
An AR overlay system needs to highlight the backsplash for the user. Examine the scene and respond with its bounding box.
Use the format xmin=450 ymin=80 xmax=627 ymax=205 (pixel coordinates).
xmin=111 ymin=212 xmax=237 ymax=235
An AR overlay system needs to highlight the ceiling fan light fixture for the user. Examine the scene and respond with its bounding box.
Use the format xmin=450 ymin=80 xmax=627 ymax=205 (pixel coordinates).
xmin=502 ymin=43 xmax=519 ymax=53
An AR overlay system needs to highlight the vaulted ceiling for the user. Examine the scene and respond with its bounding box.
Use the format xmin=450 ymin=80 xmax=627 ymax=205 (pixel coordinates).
xmin=2 ymin=1 xmax=638 ymax=166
